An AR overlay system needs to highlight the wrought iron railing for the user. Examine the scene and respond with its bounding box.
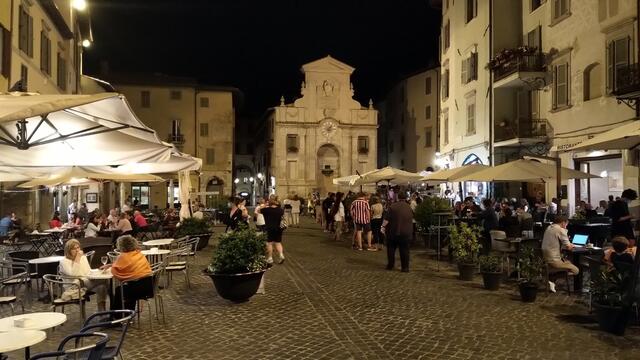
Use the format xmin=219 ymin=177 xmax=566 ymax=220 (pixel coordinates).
xmin=492 ymin=53 xmax=546 ymax=82
xmin=613 ymin=63 xmax=640 ymax=96
xmin=495 ymin=118 xmax=550 ymax=143
xmin=167 ymin=134 xmax=185 ymax=144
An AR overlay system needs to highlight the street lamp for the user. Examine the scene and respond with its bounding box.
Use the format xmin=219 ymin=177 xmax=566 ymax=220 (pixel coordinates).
xmin=72 ymin=0 xmax=87 ymax=11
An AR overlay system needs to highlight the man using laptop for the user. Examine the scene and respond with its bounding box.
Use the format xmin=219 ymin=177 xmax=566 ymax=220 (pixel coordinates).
xmin=541 ymin=215 xmax=579 ymax=292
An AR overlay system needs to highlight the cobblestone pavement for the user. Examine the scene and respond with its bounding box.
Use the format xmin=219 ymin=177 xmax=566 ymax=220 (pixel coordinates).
xmin=5 ymin=217 xmax=640 ymax=359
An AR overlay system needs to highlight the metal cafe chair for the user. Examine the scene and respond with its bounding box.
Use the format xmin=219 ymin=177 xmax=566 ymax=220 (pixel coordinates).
xmin=29 ymin=332 xmax=109 ymax=360
xmin=80 ymin=309 xmax=136 ymax=360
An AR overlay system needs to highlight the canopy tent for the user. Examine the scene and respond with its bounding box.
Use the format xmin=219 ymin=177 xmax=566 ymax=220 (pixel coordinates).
xmin=421 ymin=164 xmax=490 ymax=182
xmin=554 ymin=119 xmax=640 ymax=152
xmin=17 ymin=167 xmax=164 ymax=188
xmin=454 ymin=159 xmax=598 ymax=182
xmin=347 ymin=166 xmax=423 ymax=186
xmin=0 ymin=92 xmax=172 ymax=166
xmin=332 ymin=175 xmax=362 ymax=186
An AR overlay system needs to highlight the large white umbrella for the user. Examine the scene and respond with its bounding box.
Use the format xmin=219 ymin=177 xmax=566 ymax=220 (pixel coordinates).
xmin=178 ymin=170 xmax=193 ymax=219
xmin=348 ymin=166 xmax=423 ymax=186
xmin=454 ymin=159 xmax=599 ymax=182
xmin=422 ymin=164 xmax=490 ymax=182
xmin=554 ymin=119 xmax=640 ymax=152
xmin=332 ymin=175 xmax=361 ymax=186
xmin=0 ymin=92 xmax=171 ymax=166
xmin=17 ymin=167 xmax=164 ymax=188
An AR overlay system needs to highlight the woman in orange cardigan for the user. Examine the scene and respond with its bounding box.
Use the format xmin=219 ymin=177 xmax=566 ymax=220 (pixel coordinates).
xmin=101 ymin=235 xmax=152 ymax=311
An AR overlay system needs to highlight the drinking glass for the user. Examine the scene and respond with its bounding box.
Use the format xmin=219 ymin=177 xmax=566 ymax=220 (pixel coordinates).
xmin=101 ymin=256 xmax=108 ymax=266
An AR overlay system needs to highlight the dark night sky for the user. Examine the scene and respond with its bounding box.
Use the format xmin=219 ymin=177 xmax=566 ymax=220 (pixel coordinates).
xmin=84 ymin=0 xmax=441 ymax=116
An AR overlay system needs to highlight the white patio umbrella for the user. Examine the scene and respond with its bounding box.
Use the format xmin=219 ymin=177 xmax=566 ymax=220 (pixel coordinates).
xmin=554 ymin=119 xmax=640 ymax=152
xmin=332 ymin=175 xmax=361 ymax=186
xmin=0 ymin=92 xmax=171 ymax=166
xmin=348 ymin=166 xmax=423 ymax=186
xmin=422 ymin=164 xmax=490 ymax=182
xmin=454 ymin=159 xmax=599 ymax=182
xmin=17 ymin=167 xmax=164 ymax=188
xmin=178 ymin=170 xmax=193 ymax=219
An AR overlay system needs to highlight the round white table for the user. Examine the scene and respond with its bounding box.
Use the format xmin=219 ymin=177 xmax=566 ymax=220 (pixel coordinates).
xmin=43 ymin=228 xmax=66 ymax=233
xmin=142 ymin=238 xmax=174 ymax=247
xmin=86 ymin=269 xmax=113 ymax=280
xmin=28 ymin=256 xmax=64 ymax=265
xmin=141 ymin=249 xmax=171 ymax=264
xmin=0 ymin=312 xmax=67 ymax=332
xmin=0 ymin=329 xmax=46 ymax=358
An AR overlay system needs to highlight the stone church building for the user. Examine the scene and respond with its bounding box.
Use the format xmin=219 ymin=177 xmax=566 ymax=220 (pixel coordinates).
xmin=259 ymin=56 xmax=378 ymax=197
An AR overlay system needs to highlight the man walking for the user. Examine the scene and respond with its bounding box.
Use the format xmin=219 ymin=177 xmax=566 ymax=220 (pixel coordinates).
xmin=322 ymin=193 xmax=335 ymax=232
xmin=350 ymin=192 xmax=374 ymax=251
xmin=382 ymin=192 xmax=414 ymax=272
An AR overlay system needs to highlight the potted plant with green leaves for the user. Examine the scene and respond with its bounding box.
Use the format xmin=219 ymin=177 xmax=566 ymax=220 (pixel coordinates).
xmin=479 ymin=255 xmax=502 ymax=290
xmin=517 ymin=245 xmax=544 ymax=302
xmin=449 ymin=222 xmax=482 ymax=281
xmin=591 ymin=268 xmax=633 ymax=335
xmin=204 ymin=226 xmax=268 ymax=303
xmin=414 ymin=197 xmax=452 ymax=245
xmin=175 ymin=217 xmax=213 ymax=250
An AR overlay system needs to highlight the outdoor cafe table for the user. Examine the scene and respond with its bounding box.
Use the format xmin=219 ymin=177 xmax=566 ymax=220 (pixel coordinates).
xmin=142 ymin=238 xmax=174 ymax=248
xmin=0 ymin=312 xmax=67 ymax=358
xmin=563 ymin=246 xmax=605 ymax=293
xmin=567 ymin=222 xmax=611 ymax=248
xmin=87 ymin=268 xmax=115 ymax=299
xmin=0 ymin=329 xmax=46 ymax=359
xmin=141 ymin=248 xmax=171 ymax=264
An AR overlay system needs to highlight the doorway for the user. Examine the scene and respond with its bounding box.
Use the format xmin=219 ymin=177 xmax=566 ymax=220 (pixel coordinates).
xmin=317 ymin=144 xmax=340 ymax=196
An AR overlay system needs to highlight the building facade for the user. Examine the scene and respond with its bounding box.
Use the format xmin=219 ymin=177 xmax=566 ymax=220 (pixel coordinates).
xmin=379 ymin=67 xmax=440 ymax=172
xmin=439 ymin=0 xmax=639 ymax=213
xmin=440 ymin=0 xmax=492 ymax=199
xmin=261 ymin=56 xmax=378 ymax=197
xmin=0 ymin=0 xmax=92 ymax=227
xmin=108 ymin=74 xmax=240 ymax=209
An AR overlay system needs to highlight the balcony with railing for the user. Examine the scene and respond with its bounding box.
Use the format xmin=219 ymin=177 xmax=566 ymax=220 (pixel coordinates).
xmin=489 ymin=48 xmax=546 ymax=88
xmin=613 ymin=63 xmax=640 ymax=99
xmin=494 ymin=118 xmax=551 ymax=146
xmin=167 ymin=133 xmax=185 ymax=148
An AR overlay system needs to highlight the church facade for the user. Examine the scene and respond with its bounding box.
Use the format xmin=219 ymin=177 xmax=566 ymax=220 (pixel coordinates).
xmin=261 ymin=56 xmax=378 ymax=197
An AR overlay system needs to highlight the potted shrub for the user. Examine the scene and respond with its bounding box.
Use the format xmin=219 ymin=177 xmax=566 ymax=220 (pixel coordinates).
xmin=204 ymin=226 xmax=268 ymax=303
xmin=414 ymin=198 xmax=452 ymax=245
xmin=479 ymin=255 xmax=502 ymax=290
xmin=175 ymin=217 xmax=212 ymax=250
xmin=517 ymin=245 xmax=543 ymax=302
xmin=591 ymin=268 xmax=633 ymax=335
xmin=449 ymin=222 xmax=482 ymax=281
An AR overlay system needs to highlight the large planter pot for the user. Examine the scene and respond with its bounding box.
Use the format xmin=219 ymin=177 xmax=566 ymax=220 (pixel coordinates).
xmin=593 ymin=303 xmax=628 ymax=335
xmin=457 ymin=263 xmax=476 ymax=281
xmin=481 ymin=272 xmax=502 ymax=291
xmin=205 ymin=269 xmax=266 ymax=303
xmin=518 ymin=282 xmax=538 ymax=302
xmin=194 ymin=233 xmax=212 ymax=250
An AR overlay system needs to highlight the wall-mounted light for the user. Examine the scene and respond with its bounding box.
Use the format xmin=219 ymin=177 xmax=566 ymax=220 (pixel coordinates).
xmin=72 ymin=0 xmax=87 ymax=11
xmin=257 ymin=173 xmax=263 ymax=180
xmin=82 ymin=39 xmax=91 ymax=48
xmin=234 ymin=178 xmax=239 ymax=184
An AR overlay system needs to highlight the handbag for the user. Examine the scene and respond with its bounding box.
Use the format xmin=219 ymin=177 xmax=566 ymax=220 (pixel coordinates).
xmin=280 ymin=215 xmax=288 ymax=230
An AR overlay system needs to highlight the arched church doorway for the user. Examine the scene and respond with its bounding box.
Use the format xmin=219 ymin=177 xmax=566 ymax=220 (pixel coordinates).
xmin=205 ymin=177 xmax=224 ymax=208
xmin=317 ymin=144 xmax=340 ymax=196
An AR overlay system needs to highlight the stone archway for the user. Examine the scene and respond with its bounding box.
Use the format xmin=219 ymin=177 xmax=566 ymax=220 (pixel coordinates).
xmin=205 ymin=177 xmax=224 ymax=207
xmin=317 ymin=144 xmax=340 ymax=195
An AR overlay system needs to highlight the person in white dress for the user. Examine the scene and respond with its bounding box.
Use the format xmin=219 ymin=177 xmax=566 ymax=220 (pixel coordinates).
xmin=331 ymin=192 xmax=345 ymax=242
xmin=254 ymin=198 xmax=266 ymax=231
xmin=84 ymin=216 xmax=101 ymax=238
xmin=290 ymin=195 xmax=301 ymax=227
xmin=59 ymin=239 xmax=108 ymax=311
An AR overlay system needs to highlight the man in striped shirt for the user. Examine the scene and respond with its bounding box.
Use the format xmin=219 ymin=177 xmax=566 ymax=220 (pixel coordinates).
xmin=350 ymin=192 xmax=374 ymax=251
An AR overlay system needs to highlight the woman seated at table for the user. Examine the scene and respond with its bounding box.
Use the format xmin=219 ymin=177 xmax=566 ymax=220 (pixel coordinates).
xmin=84 ymin=216 xmax=102 ymax=238
xmin=101 ymin=235 xmax=152 ymax=312
xmin=60 ymin=239 xmax=108 ymax=311
xmin=115 ymin=212 xmax=133 ymax=235
xmin=68 ymin=213 xmax=82 ymax=228
xmin=49 ymin=212 xmax=62 ymax=228
xmin=604 ymin=236 xmax=636 ymax=269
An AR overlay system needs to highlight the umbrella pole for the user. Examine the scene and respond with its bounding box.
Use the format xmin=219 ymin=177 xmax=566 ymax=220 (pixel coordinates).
xmin=556 ymin=158 xmax=562 ymax=214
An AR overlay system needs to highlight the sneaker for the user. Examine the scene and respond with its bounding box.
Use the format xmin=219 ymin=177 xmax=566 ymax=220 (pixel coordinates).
xmin=548 ymin=281 xmax=556 ymax=293
xmin=278 ymin=255 xmax=285 ymax=264
xmin=266 ymin=257 xmax=274 ymax=264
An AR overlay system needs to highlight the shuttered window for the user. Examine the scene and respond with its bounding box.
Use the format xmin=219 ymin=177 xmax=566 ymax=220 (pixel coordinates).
xmin=57 ymin=53 xmax=66 ymax=91
xmin=0 ymin=25 xmax=9 ymax=78
xmin=607 ymin=37 xmax=631 ymax=92
xmin=206 ymin=148 xmax=215 ymax=165
xmin=40 ymin=31 xmax=51 ymax=75
xmin=200 ymin=123 xmax=209 ymax=137
xmin=553 ymin=63 xmax=569 ymax=108
xmin=19 ymin=6 xmax=33 ymax=57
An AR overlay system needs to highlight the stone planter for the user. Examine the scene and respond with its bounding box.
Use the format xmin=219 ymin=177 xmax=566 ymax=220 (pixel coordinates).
xmin=518 ymin=282 xmax=538 ymax=302
xmin=194 ymin=233 xmax=212 ymax=250
xmin=457 ymin=263 xmax=476 ymax=281
xmin=481 ymin=271 xmax=502 ymax=291
xmin=593 ymin=303 xmax=628 ymax=336
xmin=205 ymin=269 xmax=266 ymax=303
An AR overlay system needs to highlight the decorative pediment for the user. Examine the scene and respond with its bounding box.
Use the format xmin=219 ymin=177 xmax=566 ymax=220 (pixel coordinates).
xmin=301 ymin=55 xmax=355 ymax=74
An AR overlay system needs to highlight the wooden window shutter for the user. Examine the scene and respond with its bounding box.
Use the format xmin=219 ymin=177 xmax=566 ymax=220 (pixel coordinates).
xmin=552 ymin=65 xmax=558 ymax=108
xmin=606 ymin=41 xmax=613 ymax=92
xmin=1 ymin=28 xmax=9 ymax=78
xmin=28 ymin=15 xmax=33 ymax=57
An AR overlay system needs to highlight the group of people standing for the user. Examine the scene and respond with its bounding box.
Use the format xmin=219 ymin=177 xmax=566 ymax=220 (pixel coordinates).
xmin=316 ymin=191 xmax=416 ymax=272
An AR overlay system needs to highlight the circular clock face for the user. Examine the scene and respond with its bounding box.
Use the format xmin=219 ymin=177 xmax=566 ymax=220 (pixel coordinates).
xmin=321 ymin=121 xmax=337 ymax=137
